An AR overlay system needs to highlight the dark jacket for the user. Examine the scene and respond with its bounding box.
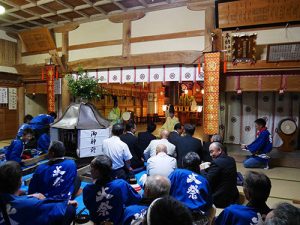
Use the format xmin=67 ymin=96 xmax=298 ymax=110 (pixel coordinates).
xmin=137 ymin=131 xmax=156 ymax=153
xmin=176 ymin=135 xmax=203 ymax=168
xmin=168 ymin=131 xmax=181 ymax=146
xmin=202 ymin=152 xmax=239 ymax=208
xmin=120 ymin=133 xmax=144 ymax=169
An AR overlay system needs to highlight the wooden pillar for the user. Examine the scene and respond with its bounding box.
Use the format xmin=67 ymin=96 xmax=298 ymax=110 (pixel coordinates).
xmin=18 ymin=86 xmax=25 ymax=126
xmin=122 ymin=20 xmax=131 ymax=57
xmin=61 ymin=31 xmax=70 ymax=113
xmin=205 ymin=6 xmax=215 ymax=52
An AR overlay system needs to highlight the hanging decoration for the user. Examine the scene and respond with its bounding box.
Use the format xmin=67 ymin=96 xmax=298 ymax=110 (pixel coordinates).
xmin=41 ymin=64 xmax=59 ymax=113
xmin=232 ymin=33 xmax=257 ymax=64
xmin=203 ymin=52 xmax=221 ymax=135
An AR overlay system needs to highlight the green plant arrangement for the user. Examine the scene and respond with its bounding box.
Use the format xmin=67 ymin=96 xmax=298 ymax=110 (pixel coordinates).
xmin=66 ymin=66 xmax=105 ymax=101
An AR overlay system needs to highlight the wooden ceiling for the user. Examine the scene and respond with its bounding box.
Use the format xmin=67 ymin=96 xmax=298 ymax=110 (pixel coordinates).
xmin=0 ymin=0 xmax=190 ymax=32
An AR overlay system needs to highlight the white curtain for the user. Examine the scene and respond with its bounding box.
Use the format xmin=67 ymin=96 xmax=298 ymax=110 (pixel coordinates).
xmin=223 ymin=92 xmax=300 ymax=148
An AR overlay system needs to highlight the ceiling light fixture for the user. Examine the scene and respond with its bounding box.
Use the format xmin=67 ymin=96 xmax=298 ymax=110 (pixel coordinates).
xmin=0 ymin=5 xmax=5 ymax=15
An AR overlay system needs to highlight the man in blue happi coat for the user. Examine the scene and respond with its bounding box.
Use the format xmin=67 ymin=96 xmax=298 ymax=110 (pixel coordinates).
xmin=3 ymin=128 xmax=34 ymax=164
xmin=242 ymin=118 xmax=273 ymax=169
xmin=123 ymin=175 xmax=171 ymax=225
xmin=16 ymin=114 xmax=33 ymax=139
xmin=169 ymin=152 xmax=212 ymax=215
xmin=37 ymin=127 xmax=50 ymax=153
xmin=29 ymin=112 xmax=57 ymax=135
xmin=28 ymin=141 xmax=79 ymax=200
xmin=215 ymin=171 xmax=272 ymax=225
xmin=0 ymin=161 xmax=77 ymax=225
xmin=83 ymin=155 xmax=141 ymax=225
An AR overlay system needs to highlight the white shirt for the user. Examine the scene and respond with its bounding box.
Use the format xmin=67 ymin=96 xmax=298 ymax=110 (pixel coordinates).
xmin=144 ymin=138 xmax=176 ymax=159
xmin=102 ymin=136 xmax=132 ymax=170
xmin=147 ymin=152 xmax=177 ymax=177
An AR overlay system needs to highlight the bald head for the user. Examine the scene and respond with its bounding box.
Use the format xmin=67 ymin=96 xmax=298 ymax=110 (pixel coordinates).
xmin=144 ymin=175 xmax=171 ymax=199
xmin=160 ymin=129 xmax=170 ymax=139
xmin=209 ymin=142 xmax=224 ymax=159
xmin=156 ymin=144 xmax=167 ymax=155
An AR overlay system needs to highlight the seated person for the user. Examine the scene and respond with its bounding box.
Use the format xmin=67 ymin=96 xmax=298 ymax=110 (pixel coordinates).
xmin=160 ymin=105 xmax=179 ymax=132
xmin=16 ymin=114 xmax=33 ymax=139
xmin=0 ymin=161 xmax=77 ymax=225
xmin=28 ymin=141 xmax=79 ymax=200
xmin=242 ymin=118 xmax=273 ymax=169
xmin=137 ymin=122 xmax=157 ymax=155
xmin=144 ymin=129 xmax=176 ymax=159
xmin=4 ymin=128 xmax=34 ymax=163
xmin=120 ymin=122 xmax=144 ymax=169
xmin=147 ymin=144 xmax=177 ymax=177
xmin=102 ymin=123 xmax=133 ymax=180
xmin=265 ymin=202 xmax=300 ymax=225
xmin=203 ymin=134 xmax=226 ymax=162
xmin=83 ymin=155 xmax=141 ymax=225
xmin=37 ymin=128 xmax=50 ymax=153
xmin=145 ymin=196 xmax=193 ymax=225
xmin=168 ymin=123 xmax=183 ymax=146
xmin=215 ymin=171 xmax=272 ymax=225
xmin=169 ymin=152 xmax=212 ymax=214
xmin=123 ymin=175 xmax=171 ymax=225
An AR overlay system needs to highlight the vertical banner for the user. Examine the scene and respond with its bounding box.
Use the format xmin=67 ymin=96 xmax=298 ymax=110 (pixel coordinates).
xmin=203 ymin=52 xmax=220 ymax=135
xmin=0 ymin=88 xmax=8 ymax=104
xmin=47 ymin=67 xmax=55 ymax=113
xmin=8 ymin=88 xmax=17 ymax=110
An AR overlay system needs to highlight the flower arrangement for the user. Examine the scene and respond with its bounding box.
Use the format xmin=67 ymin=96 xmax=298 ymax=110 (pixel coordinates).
xmin=66 ymin=66 xmax=104 ymax=101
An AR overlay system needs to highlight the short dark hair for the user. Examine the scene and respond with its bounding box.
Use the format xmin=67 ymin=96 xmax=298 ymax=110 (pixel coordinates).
xmin=182 ymin=152 xmax=201 ymax=173
xmin=23 ymin=128 xmax=34 ymax=136
xmin=24 ymin=114 xmax=33 ymax=123
xmin=265 ymin=203 xmax=300 ymax=225
xmin=48 ymin=140 xmax=66 ymax=157
xmin=112 ymin=123 xmax=124 ymax=136
xmin=91 ymin=155 xmax=112 ymax=186
xmin=147 ymin=196 xmax=193 ymax=225
xmin=184 ymin=123 xmax=195 ymax=136
xmin=49 ymin=112 xmax=57 ymax=120
xmin=169 ymin=105 xmax=175 ymax=114
xmin=147 ymin=122 xmax=156 ymax=133
xmin=255 ymin=118 xmax=266 ymax=127
xmin=243 ymin=171 xmax=271 ymax=203
xmin=125 ymin=122 xmax=136 ymax=132
xmin=174 ymin=123 xmax=182 ymax=131
xmin=0 ymin=161 xmax=22 ymax=194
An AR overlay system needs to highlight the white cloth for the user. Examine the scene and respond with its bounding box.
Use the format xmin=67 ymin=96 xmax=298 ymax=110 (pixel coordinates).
xmin=144 ymin=139 xmax=176 ymax=159
xmin=102 ymin=136 xmax=132 ymax=170
xmin=147 ymin=152 xmax=177 ymax=177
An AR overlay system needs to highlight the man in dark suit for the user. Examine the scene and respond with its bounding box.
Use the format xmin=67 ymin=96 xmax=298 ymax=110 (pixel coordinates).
xmin=120 ymin=122 xmax=144 ymax=169
xmin=168 ymin=123 xmax=183 ymax=146
xmin=201 ymin=142 xmax=239 ymax=208
xmin=176 ymin=123 xmax=203 ymax=168
xmin=137 ymin=122 xmax=156 ymax=153
xmin=202 ymin=134 xmax=227 ymax=162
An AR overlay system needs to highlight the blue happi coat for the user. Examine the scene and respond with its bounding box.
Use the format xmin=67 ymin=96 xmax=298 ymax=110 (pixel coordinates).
xmin=169 ymin=169 xmax=212 ymax=213
xmin=29 ymin=114 xmax=54 ymax=131
xmin=37 ymin=133 xmax=50 ymax=153
xmin=247 ymin=129 xmax=272 ymax=162
xmin=5 ymin=139 xmax=24 ymax=163
xmin=83 ymin=179 xmax=141 ymax=225
xmin=28 ymin=159 xmax=77 ymax=200
xmin=16 ymin=123 xmax=30 ymax=139
xmin=123 ymin=204 xmax=148 ymax=225
xmin=215 ymin=204 xmax=262 ymax=225
xmin=0 ymin=193 xmax=68 ymax=225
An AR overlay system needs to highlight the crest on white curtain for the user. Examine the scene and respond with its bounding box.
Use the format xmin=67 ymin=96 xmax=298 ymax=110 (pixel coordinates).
xmin=150 ymin=66 xmax=164 ymax=82
xmin=165 ymin=66 xmax=180 ymax=82
xmin=109 ymin=68 xmax=121 ymax=83
xmin=98 ymin=70 xmax=108 ymax=84
xmin=181 ymin=65 xmax=195 ymax=82
xmin=136 ymin=67 xmax=149 ymax=83
xmin=122 ymin=68 xmax=135 ymax=83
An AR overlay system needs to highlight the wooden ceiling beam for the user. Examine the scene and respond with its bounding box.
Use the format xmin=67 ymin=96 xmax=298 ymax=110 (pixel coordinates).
xmin=187 ymin=0 xmax=214 ymax=11
xmin=138 ymin=0 xmax=148 ymax=8
xmin=111 ymin=0 xmax=127 ymax=11
xmin=68 ymin=50 xmax=202 ymax=70
xmin=53 ymin=23 xmax=79 ymax=33
xmin=109 ymin=11 xmax=145 ymax=23
xmin=49 ymin=49 xmax=66 ymax=72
